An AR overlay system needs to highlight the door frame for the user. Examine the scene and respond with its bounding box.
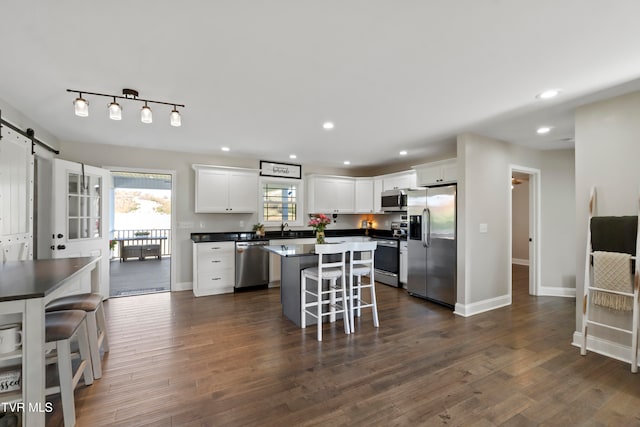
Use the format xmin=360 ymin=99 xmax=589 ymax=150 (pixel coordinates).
xmin=508 ymin=165 xmax=541 ymax=296
xmin=105 ymin=166 xmax=177 ymax=292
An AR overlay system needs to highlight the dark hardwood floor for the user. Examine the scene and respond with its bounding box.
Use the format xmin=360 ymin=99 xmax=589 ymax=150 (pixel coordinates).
xmin=47 ymin=265 xmax=640 ymax=426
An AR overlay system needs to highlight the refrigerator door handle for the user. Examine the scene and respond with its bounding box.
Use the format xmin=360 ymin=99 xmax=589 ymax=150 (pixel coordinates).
xmin=425 ymin=208 xmax=431 ymax=247
xmin=422 ymin=209 xmax=428 ymax=247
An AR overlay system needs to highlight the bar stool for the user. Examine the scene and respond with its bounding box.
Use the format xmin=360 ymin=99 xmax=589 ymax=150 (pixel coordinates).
xmin=301 ymin=242 xmax=351 ymax=341
xmin=348 ymin=241 xmax=379 ymax=331
xmin=45 ymin=310 xmax=94 ymax=427
xmin=46 ymin=293 xmax=109 ymax=379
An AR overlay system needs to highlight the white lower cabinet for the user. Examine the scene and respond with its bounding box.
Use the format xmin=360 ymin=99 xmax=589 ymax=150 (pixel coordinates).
xmin=193 ymin=241 xmax=235 ymax=296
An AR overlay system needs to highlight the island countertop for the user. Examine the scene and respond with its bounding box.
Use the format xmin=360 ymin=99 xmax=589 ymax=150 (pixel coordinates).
xmin=0 ymin=257 xmax=99 ymax=302
xmin=263 ymin=244 xmax=317 ymax=257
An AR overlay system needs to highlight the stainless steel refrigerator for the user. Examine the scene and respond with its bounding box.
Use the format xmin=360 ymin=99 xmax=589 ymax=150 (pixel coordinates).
xmin=407 ymin=185 xmax=456 ymax=308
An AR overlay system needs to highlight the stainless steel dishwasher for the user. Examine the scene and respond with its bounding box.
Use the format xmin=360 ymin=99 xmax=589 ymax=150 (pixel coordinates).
xmin=235 ymin=240 xmax=270 ymax=289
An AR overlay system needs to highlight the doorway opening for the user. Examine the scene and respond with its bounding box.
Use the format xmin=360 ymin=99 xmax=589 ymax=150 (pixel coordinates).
xmin=509 ymin=165 xmax=541 ymax=299
xmin=109 ymin=170 xmax=173 ymax=297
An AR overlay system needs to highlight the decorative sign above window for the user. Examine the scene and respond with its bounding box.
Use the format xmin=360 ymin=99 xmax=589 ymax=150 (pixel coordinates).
xmin=260 ymin=161 xmax=302 ymax=179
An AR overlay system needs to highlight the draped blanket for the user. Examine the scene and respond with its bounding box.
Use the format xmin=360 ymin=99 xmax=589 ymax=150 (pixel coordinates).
xmin=592 ymin=251 xmax=633 ymax=311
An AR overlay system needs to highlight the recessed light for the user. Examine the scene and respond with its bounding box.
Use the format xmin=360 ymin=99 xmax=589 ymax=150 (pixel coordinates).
xmin=399 ymin=150 xmax=407 ymax=156
xmin=289 ymin=154 xmax=297 ymax=159
xmin=221 ymin=147 xmax=230 ymax=152
xmin=343 ymin=160 xmax=351 ymax=165
xmin=536 ymin=126 xmax=552 ymax=134
xmin=536 ymin=89 xmax=561 ymax=99
xmin=322 ymin=122 xmax=334 ymax=130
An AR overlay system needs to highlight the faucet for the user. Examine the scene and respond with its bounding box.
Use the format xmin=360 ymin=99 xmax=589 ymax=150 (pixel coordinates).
xmin=280 ymin=222 xmax=289 ymax=236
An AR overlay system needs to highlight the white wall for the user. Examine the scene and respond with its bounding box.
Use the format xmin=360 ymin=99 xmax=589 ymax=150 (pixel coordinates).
xmin=540 ymin=149 xmax=575 ymax=291
xmin=456 ymin=133 xmax=576 ymax=316
xmin=574 ymin=91 xmax=640 ymax=349
xmin=512 ymin=180 xmax=529 ymax=262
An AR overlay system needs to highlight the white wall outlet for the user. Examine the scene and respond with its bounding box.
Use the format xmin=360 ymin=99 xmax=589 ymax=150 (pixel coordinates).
xmin=239 ymin=220 xmax=245 ymax=228
xmin=479 ymin=223 xmax=488 ymax=233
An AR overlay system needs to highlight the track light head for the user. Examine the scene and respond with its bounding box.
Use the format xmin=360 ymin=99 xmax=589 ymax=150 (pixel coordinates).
xmin=141 ymin=103 xmax=153 ymax=124
xmin=109 ymin=98 xmax=122 ymax=120
xmin=74 ymin=95 xmax=89 ymax=117
xmin=170 ymin=107 xmax=181 ymax=127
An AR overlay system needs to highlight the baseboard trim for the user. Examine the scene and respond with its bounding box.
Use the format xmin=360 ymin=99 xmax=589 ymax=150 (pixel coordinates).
xmin=454 ymin=294 xmax=511 ymax=317
xmin=572 ymin=331 xmax=636 ymax=367
xmin=173 ymin=281 xmax=193 ymax=292
xmin=538 ymin=286 xmax=576 ymax=298
xmin=512 ymin=258 xmax=529 ymax=266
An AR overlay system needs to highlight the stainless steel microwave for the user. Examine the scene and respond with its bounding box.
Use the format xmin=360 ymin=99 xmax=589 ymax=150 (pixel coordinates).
xmin=381 ymin=189 xmax=407 ymax=212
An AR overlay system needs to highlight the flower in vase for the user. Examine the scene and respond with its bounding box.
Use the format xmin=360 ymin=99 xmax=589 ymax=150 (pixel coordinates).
xmin=308 ymin=213 xmax=331 ymax=232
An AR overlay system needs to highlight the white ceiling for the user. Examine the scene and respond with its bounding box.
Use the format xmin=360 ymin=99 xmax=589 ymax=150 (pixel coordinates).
xmin=2 ymin=1 xmax=640 ymax=169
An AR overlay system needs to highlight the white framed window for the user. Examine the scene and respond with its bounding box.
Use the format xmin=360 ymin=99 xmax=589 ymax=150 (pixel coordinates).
xmin=259 ymin=178 xmax=304 ymax=227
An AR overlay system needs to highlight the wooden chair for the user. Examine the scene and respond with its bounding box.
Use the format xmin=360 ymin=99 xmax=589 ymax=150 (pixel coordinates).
xmin=301 ymin=243 xmax=351 ymax=341
xmin=580 ymin=186 xmax=640 ymax=372
xmin=348 ymin=241 xmax=379 ymax=332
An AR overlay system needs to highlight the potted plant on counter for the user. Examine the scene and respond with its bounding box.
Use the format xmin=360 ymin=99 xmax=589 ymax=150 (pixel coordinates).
xmin=252 ymin=223 xmax=265 ymax=237
xmin=308 ymin=214 xmax=331 ymax=244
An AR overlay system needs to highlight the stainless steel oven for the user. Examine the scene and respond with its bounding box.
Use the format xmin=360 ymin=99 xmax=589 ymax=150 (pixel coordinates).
xmin=372 ymin=237 xmax=400 ymax=287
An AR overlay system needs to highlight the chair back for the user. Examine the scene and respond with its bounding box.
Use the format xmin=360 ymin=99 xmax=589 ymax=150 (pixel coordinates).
xmin=349 ymin=241 xmax=377 ymax=274
xmin=315 ymin=242 xmax=349 ymax=273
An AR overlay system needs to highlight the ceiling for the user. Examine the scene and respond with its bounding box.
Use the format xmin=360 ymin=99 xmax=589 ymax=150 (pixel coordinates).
xmin=2 ymin=1 xmax=640 ymax=169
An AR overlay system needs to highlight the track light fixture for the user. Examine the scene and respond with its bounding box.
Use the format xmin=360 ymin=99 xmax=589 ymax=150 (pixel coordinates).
xmin=66 ymin=88 xmax=184 ymax=126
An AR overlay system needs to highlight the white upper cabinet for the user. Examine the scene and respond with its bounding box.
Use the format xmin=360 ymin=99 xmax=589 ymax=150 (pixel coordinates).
xmin=382 ymin=170 xmax=416 ymax=191
xmin=307 ymin=175 xmax=355 ymax=213
xmin=354 ymin=178 xmax=375 ymax=213
xmin=193 ymin=165 xmax=258 ymax=213
xmin=413 ymin=159 xmax=457 ymax=186
xmin=373 ymin=178 xmax=383 ymax=213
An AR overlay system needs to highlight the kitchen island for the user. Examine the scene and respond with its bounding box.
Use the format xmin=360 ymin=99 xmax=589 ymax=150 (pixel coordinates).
xmin=263 ymin=243 xmax=323 ymax=327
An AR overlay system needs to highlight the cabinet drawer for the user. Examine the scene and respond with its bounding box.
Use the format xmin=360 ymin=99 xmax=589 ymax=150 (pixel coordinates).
xmin=197 ymin=256 xmax=234 ymax=274
xmin=196 ymin=268 xmax=234 ymax=295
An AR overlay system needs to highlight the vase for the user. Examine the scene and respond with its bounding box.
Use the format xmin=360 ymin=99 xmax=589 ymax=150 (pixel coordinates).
xmin=316 ymin=230 xmax=325 ymax=244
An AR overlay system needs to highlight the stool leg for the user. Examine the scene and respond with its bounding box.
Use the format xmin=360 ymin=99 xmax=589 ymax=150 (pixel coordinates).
xmin=370 ymin=276 xmax=379 ymax=328
xmin=77 ymin=321 xmax=94 ymax=386
xmin=356 ymin=276 xmax=362 ymax=317
xmin=56 ymin=340 xmax=76 ymax=427
xmin=329 ymin=279 xmax=336 ymax=324
xmin=349 ymin=273 xmax=355 ymax=333
xmin=340 ymin=277 xmax=350 ymax=335
xmin=86 ymin=311 xmax=102 ymax=379
xmin=301 ymin=272 xmax=307 ymax=329
xmin=97 ymin=302 xmax=110 ymax=352
xmin=317 ymin=278 xmax=323 ymax=342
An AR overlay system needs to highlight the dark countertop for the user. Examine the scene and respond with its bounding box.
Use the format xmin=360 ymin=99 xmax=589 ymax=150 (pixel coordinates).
xmin=263 ymin=244 xmax=318 ymax=257
xmin=0 ymin=257 xmax=98 ymax=302
xmin=191 ymin=228 xmax=384 ymax=243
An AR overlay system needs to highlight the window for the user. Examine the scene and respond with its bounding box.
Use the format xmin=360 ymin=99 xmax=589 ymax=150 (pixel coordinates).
xmin=260 ymin=179 xmax=303 ymax=226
